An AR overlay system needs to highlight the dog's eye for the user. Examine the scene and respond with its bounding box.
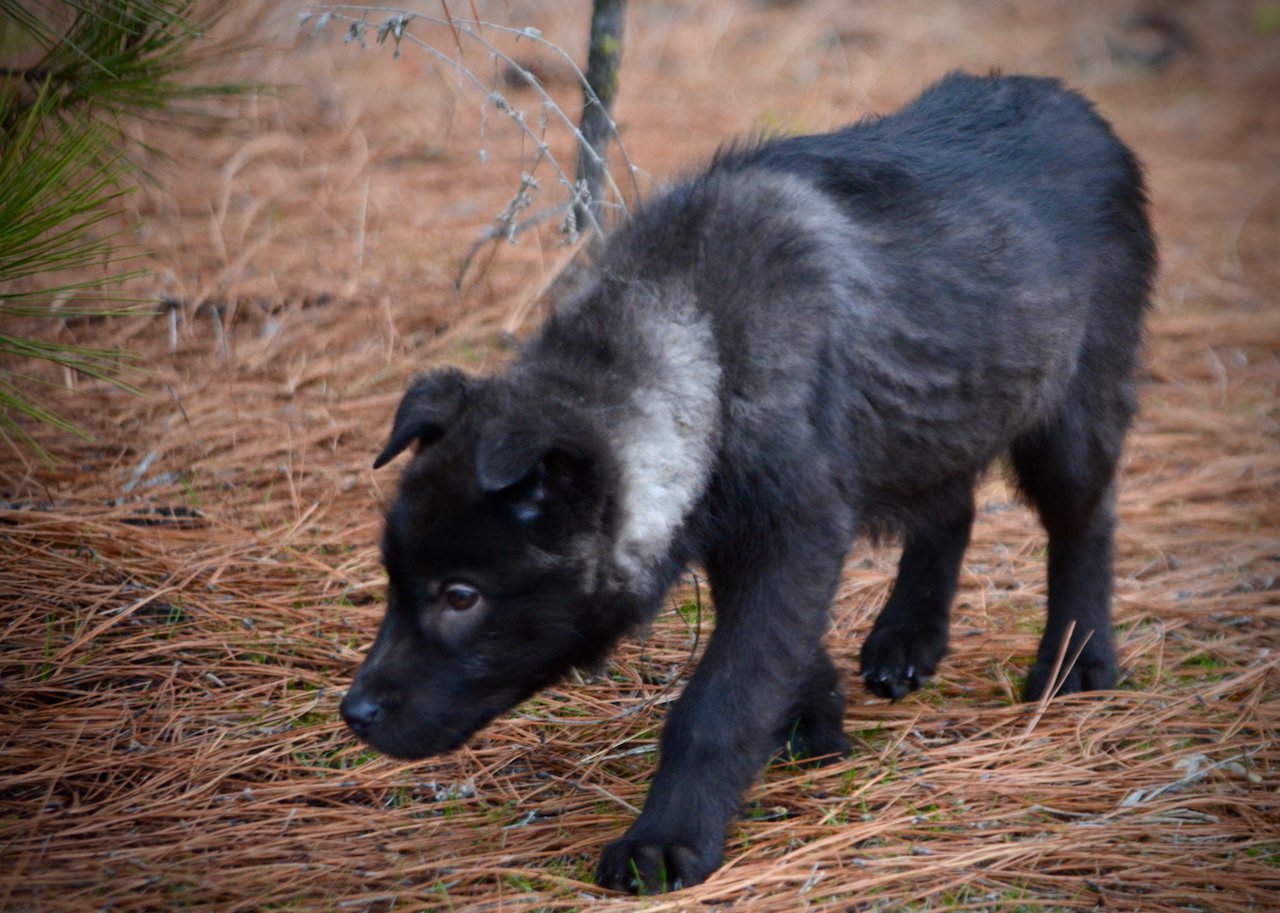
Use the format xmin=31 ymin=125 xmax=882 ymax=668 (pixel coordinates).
xmin=442 ymin=583 xmax=481 ymax=612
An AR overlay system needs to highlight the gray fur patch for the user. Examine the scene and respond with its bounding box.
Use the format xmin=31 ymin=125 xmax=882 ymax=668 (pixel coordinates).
xmin=609 ymin=291 xmax=720 ymax=582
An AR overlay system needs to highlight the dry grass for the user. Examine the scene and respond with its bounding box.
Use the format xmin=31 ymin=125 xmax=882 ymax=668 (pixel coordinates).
xmin=2 ymin=1 xmax=1277 ymax=911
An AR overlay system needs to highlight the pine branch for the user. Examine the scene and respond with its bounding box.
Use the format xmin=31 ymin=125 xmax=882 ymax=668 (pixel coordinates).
xmin=0 ymin=1 xmax=260 ymax=459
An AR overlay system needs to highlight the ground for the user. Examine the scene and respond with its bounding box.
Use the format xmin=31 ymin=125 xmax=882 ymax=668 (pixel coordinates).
xmin=1 ymin=1 xmax=1277 ymax=911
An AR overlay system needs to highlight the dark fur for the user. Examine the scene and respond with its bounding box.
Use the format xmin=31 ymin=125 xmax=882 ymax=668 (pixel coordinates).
xmin=340 ymin=73 xmax=1155 ymax=893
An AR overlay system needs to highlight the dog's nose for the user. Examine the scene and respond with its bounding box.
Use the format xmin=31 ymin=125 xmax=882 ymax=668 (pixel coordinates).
xmin=339 ymin=691 xmax=382 ymax=736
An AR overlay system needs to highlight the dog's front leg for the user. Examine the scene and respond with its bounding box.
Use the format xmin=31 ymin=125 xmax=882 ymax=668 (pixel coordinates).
xmin=596 ymin=534 xmax=847 ymax=893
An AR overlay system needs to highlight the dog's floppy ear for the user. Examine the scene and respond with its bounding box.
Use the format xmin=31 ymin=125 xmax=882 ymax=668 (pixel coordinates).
xmin=373 ymin=368 xmax=468 ymax=469
xmin=475 ymin=422 xmax=546 ymax=494
xmin=475 ymin=419 xmax=596 ymax=523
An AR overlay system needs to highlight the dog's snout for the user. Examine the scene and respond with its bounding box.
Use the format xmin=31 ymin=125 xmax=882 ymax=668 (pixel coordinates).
xmin=340 ymin=691 xmax=382 ymax=736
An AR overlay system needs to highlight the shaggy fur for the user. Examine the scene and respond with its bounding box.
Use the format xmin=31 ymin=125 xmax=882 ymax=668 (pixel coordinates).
xmin=340 ymin=72 xmax=1155 ymax=893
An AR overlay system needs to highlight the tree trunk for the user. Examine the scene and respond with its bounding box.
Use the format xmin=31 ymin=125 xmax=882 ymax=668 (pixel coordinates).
xmin=574 ymin=0 xmax=626 ymax=235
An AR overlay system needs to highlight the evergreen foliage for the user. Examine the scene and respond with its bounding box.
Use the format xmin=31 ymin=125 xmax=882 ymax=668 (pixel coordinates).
xmin=0 ymin=1 xmax=249 ymax=458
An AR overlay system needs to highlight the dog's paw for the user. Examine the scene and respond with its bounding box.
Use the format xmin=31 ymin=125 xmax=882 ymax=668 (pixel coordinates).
xmin=859 ymin=624 xmax=946 ymax=700
xmin=776 ymin=715 xmax=851 ymax=766
xmin=1023 ymin=655 xmax=1116 ymax=702
xmin=596 ymin=835 xmax=721 ymax=894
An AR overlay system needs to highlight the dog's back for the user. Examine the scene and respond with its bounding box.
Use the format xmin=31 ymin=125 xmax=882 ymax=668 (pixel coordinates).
xmin=528 ymin=72 xmax=1153 ymax=537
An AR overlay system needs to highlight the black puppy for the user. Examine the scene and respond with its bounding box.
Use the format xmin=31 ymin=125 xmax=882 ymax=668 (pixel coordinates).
xmin=341 ymin=72 xmax=1155 ymax=893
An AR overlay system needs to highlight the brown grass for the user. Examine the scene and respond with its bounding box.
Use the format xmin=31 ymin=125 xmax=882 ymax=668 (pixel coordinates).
xmin=2 ymin=1 xmax=1277 ymax=911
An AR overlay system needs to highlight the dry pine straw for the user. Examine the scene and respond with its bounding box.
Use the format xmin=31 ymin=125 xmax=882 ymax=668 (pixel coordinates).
xmin=1 ymin=486 xmax=1276 ymax=913
xmin=2 ymin=1 xmax=1279 ymax=911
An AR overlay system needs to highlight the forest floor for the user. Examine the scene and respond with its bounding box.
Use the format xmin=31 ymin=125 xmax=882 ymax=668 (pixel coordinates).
xmin=2 ymin=1 xmax=1277 ymax=911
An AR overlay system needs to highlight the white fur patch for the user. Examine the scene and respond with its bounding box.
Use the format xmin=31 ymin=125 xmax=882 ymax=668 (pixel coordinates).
xmin=610 ymin=299 xmax=721 ymax=582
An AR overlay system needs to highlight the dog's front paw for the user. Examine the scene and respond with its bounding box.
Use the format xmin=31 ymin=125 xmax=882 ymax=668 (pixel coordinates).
xmin=777 ymin=714 xmax=851 ymax=766
xmin=859 ymin=623 xmax=947 ymax=700
xmin=596 ymin=835 xmax=722 ymax=893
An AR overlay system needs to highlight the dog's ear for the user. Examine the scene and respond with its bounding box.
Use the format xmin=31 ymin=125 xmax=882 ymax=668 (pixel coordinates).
xmin=475 ymin=420 xmax=596 ymax=524
xmin=475 ymin=421 xmax=545 ymax=494
xmin=373 ymin=369 xmax=468 ymax=469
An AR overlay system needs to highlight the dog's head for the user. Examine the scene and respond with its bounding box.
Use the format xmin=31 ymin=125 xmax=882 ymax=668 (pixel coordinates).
xmin=340 ymin=368 xmax=632 ymax=758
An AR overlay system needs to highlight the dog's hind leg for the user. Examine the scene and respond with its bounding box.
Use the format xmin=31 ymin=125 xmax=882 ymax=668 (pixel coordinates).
xmin=860 ymin=483 xmax=975 ymax=700
xmin=1011 ymin=387 xmax=1130 ymax=701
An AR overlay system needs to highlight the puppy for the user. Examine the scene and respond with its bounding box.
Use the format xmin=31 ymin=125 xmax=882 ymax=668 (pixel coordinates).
xmin=341 ymin=72 xmax=1155 ymax=893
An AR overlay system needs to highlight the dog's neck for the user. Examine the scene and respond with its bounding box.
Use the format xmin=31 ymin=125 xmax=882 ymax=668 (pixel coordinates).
xmin=605 ymin=306 xmax=721 ymax=586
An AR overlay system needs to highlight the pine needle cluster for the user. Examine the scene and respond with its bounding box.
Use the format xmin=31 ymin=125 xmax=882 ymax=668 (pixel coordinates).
xmin=0 ymin=1 xmax=251 ymax=458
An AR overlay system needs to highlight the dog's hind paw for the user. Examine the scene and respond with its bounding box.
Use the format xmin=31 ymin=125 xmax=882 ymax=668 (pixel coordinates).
xmin=862 ymin=665 xmax=931 ymax=700
xmin=1023 ymin=655 xmax=1116 ymax=702
xmin=859 ymin=624 xmax=946 ymax=700
xmin=596 ymin=836 xmax=721 ymax=894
